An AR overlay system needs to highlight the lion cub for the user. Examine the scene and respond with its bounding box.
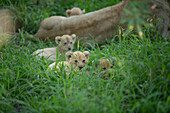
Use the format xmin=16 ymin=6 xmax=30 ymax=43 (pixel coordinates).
xmin=48 ymin=51 xmax=90 ymax=74
xmin=32 ymin=34 xmax=76 ymax=61
xmin=66 ymin=7 xmax=85 ymax=17
xmin=93 ymin=58 xmax=115 ymax=78
xmin=98 ymin=59 xmax=115 ymax=71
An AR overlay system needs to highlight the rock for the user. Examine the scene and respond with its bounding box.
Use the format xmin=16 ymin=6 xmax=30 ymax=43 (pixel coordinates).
xmin=0 ymin=9 xmax=17 ymax=49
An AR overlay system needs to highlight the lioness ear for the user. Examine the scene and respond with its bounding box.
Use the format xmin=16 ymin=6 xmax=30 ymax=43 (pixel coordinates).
xmin=65 ymin=51 xmax=73 ymax=61
xmin=66 ymin=10 xmax=71 ymax=17
xmin=55 ymin=36 xmax=62 ymax=44
xmin=82 ymin=9 xmax=85 ymax=13
xmin=83 ymin=51 xmax=90 ymax=59
xmin=71 ymin=34 xmax=76 ymax=43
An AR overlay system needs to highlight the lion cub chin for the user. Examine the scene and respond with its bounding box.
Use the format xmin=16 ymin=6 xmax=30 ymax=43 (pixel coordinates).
xmin=48 ymin=51 xmax=90 ymax=74
xmin=66 ymin=7 xmax=85 ymax=17
xmin=32 ymin=34 xmax=76 ymax=61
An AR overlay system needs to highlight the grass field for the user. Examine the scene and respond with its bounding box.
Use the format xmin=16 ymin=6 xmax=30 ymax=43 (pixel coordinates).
xmin=0 ymin=0 xmax=170 ymax=113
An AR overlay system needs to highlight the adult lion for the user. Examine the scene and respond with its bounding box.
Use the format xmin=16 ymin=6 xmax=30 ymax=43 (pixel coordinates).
xmin=34 ymin=0 xmax=130 ymax=44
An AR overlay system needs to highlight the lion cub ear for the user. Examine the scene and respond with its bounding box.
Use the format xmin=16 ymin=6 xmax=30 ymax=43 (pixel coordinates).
xmin=55 ymin=36 xmax=62 ymax=44
xmin=71 ymin=34 xmax=76 ymax=43
xmin=66 ymin=10 xmax=71 ymax=17
xmin=65 ymin=51 xmax=73 ymax=61
xmin=83 ymin=51 xmax=90 ymax=59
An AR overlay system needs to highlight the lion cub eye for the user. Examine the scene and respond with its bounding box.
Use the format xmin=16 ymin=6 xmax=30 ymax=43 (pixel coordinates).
xmin=75 ymin=60 xmax=78 ymax=63
xmin=64 ymin=42 xmax=67 ymax=45
xmin=82 ymin=60 xmax=85 ymax=63
xmin=103 ymin=67 xmax=106 ymax=70
xmin=111 ymin=66 xmax=113 ymax=68
xmin=70 ymin=42 xmax=72 ymax=44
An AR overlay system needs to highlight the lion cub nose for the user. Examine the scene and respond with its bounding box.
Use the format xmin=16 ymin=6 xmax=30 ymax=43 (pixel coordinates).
xmin=68 ymin=48 xmax=71 ymax=50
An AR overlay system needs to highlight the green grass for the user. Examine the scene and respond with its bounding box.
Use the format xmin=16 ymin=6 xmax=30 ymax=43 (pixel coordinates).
xmin=0 ymin=31 xmax=169 ymax=112
xmin=0 ymin=0 xmax=170 ymax=112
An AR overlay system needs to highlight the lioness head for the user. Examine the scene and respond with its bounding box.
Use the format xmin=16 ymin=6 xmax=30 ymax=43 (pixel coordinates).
xmin=55 ymin=34 xmax=76 ymax=54
xmin=65 ymin=51 xmax=90 ymax=70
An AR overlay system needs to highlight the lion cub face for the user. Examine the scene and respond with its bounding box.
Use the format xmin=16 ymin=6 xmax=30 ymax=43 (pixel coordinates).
xmin=99 ymin=59 xmax=114 ymax=71
xmin=66 ymin=7 xmax=85 ymax=17
xmin=55 ymin=34 xmax=76 ymax=54
xmin=94 ymin=58 xmax=115 ymax=78
xmin=65 ymin=51 xmax=90 ymax=70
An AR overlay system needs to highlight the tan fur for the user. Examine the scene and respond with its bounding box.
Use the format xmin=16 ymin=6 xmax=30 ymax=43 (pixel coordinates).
xmin=94 ymin=58 xmax=115 ymax=71
xmin=66 ymin=7 xmax=85 ymax=17
xmin=32 ymin=34 xmax=76 ymax=61
xmin=99 ymin=59 xmax=114 ymax=71
xmin=48 ymin=61 xmax=71 ymax=73
xmin=34 ymin=0 xmax=130 ymax=44
xmin=48 ymin=51 xmax=90 ymax=74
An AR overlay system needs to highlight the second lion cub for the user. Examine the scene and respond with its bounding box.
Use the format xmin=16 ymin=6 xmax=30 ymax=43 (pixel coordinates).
xmin=32 ymin=34 xmax=76 ymax=61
